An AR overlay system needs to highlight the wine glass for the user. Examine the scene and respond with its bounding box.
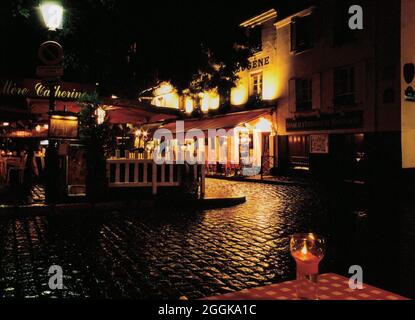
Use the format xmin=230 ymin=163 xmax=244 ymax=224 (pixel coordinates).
xmin=290 ymin=233 xmax=325 ymax=300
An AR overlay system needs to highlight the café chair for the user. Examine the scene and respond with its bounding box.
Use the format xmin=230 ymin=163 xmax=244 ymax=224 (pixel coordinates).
xmin=7 ymin=154 xmax=28 ymax=184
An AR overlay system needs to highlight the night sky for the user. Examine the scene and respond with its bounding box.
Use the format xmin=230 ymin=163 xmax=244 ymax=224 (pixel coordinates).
xmin=0 ymin=0 xmax=313 ymax=97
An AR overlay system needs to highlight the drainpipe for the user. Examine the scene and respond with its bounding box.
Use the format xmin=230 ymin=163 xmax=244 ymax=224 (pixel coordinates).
xmin=373 ymin=2 xmax=379 ymax=133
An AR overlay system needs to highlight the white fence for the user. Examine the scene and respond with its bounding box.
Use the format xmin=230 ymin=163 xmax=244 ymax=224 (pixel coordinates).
xmin=106 ymin=158 xmax=205 ymax=197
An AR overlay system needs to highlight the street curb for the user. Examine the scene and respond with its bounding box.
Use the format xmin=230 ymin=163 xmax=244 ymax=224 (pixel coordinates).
xmin=0 ymin=202 xmax=117 ymax=219
xmin=206 ymin=175 xmax=311 ymax=187
xmin=200 ymin=196 xmax=246 ymax=209
xmin=0 ymin=196 xmax=246 ymax=218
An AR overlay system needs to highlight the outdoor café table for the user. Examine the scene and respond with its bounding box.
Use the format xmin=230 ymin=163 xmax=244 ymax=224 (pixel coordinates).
xmin=203 ymin=273 xmax=409 ymax=300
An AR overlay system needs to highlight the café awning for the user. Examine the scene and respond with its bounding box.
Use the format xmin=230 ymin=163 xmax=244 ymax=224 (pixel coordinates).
xmin=28 ymin=99 xmax=81 ymax=121
xmin=160 ymin=109 xmax=272 ymax=134
xmin=104 ymin=105 xmax=179 ymax=125
xmin=28 ymin=98 xmax=180 ymax=125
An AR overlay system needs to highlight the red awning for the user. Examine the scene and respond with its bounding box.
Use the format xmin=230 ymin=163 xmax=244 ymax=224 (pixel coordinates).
xmin=105 ymin=105 xmax=178 ymax=125
xmin=160 ymin=109 xmax=271 ymax=133
xmin=28 ymin=99 xmax=81 ymax=121
xmin=27 ymin=99 xmax=179 ymax=125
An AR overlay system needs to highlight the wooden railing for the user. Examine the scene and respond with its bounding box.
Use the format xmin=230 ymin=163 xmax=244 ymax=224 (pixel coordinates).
xmin=106 ymin=158 xmax=205 ymax=197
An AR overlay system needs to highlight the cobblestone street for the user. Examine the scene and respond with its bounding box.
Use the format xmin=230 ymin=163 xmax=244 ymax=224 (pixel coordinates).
xmin=0 ymin=178 xmax=413 ymax=299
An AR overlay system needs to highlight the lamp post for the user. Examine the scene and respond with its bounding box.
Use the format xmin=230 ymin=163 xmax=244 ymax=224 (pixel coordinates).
xmin=39 ymin=1 xmax=64 ymax=203
xmin=39 ymin=2 xmax=63 ymax=112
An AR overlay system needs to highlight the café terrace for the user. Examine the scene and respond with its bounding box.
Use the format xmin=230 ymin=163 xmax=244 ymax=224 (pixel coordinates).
xmin=0 ymin=77 xmax=269 ymax=201
xmin=0 ymin=77 xmax=203 ymax=200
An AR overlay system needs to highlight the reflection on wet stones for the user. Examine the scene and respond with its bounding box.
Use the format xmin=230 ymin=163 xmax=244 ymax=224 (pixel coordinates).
xmin=1 ymin=178 xmax=412 ymax=299
xmin=0 ymin=179 xmax=328 ymax=298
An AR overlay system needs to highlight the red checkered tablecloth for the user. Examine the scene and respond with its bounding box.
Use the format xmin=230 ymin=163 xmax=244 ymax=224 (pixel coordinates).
xmin=204 ymin=273 xmax=409 ymax=300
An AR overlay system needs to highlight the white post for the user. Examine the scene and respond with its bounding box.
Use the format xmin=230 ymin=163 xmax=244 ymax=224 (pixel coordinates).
xmin=134 ymin=162 xmax=139 ymax=183
xmin=201 ymin=164 xmax=205 ymax=198
xmin=115 ymin=163 xmax=120 ymax=183
xmin=143 ymin=161 xmax=148 ymax=184
xmin=152 ymin=161 xmax=157 ymax=195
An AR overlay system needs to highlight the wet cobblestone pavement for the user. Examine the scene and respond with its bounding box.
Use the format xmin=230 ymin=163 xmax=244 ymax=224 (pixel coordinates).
xmin=0 ymin=178 xmax=413 ymax=299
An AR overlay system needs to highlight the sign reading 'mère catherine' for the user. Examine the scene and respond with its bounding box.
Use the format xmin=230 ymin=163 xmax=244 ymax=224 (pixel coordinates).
xmin=0 ymin=78 xmax=92 ymax=100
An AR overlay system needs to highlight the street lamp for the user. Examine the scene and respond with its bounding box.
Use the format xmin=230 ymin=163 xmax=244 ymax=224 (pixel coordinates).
xmin=39 ymin=2 xmax=63 ymax=31
xmin=38 ymin=1 xmax=65 ymax=203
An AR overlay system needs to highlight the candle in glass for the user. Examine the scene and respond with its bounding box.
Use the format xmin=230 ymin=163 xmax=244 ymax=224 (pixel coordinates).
xmin=290 ymin=233 xmax=325 ymax=300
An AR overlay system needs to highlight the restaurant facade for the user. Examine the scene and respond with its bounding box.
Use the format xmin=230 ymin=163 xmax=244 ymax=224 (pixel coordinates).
xmin=145 ymin=0 xmax=415 ymax=182
xmin=0 ymin=77 xmax=182 ymax=199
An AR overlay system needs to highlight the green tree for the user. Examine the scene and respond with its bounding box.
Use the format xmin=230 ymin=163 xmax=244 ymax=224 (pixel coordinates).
xmin=78 ymin=92 xmax=114 ymax=201
xmin=188 ymin=46 xmax=250 ymax=114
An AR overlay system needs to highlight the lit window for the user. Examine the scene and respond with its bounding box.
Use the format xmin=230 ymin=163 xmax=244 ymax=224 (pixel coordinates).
xmin=250 ymin=73 xmax=263 ymax=97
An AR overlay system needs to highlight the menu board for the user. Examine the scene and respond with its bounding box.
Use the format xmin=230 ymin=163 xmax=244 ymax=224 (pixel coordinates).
xmin=49 ymin=116 xmax=78 ymax=139
xmin=310 ymin=134 xmax=329 ymax=154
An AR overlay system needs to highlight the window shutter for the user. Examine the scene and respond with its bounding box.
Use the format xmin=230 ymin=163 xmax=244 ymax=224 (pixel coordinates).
xmin=312 ymin=73 xmax=321 ymax=110
xmin=291 ymin=19 xmax=297 ymax=51
xmin=354 ymin=61 xmax=366 ymax=106
xmin=289 ymin=79 xmax=297 ymax=113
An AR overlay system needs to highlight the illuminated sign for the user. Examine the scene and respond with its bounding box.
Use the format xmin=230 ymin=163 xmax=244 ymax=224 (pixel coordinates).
xmin=240 ymin=56 xmax=270 ymax=72
xmin=286 ymin=111 xmax=363 ymax=131
xmin=0 ymin=78 xmax=93 ymax=100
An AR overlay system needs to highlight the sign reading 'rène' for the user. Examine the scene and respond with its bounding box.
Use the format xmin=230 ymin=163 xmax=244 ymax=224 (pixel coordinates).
xmin=240 ymin=56 xmax=270 ymax=72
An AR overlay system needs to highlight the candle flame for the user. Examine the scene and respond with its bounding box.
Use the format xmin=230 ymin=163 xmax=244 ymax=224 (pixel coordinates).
xmin=301 ymin=240 xmax=308 ymax=255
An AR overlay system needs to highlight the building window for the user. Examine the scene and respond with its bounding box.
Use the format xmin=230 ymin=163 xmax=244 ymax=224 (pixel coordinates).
xmin=250 ymin=73 xmax=263 ymax=97
xmin=296 ymin=78 xmax=312 ymax=111
xmin=247 ymin=26 xmax=262 ymax=53
xmin=291 ymin=15 xmax=311 ymax=52
xmin=333 ymin=66 xmax=355 ymax=106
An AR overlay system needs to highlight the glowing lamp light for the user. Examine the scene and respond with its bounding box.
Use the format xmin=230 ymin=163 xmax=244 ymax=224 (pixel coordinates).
xmin=152 ymin=83 xmax=180 ymax=109
xmin=209 ymin=92 xmax=220 ymax=110
xmin=231 ymin=87 xmax=247 ymax=106
xmin=200 ymin=93 xmax=209 ymax=112
xmin=155 ymin=83 xmax=174 ymax=96
xmin=95 ymin=107 xmax=106 ymax=125
xmin=262 ymin=82 xmax=278 ymax=101
xmin=290 ymin=233 xmax=325 ymax=300
xmin=40 ymin=2 xmax=63 ymax=31
xmin=185 ymin=97 xmax=194 ymax=114
xmin=200 ymin=91 xmax=220 ymax=112
xmin=255 ymin=117 xmax=272 ymax=132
